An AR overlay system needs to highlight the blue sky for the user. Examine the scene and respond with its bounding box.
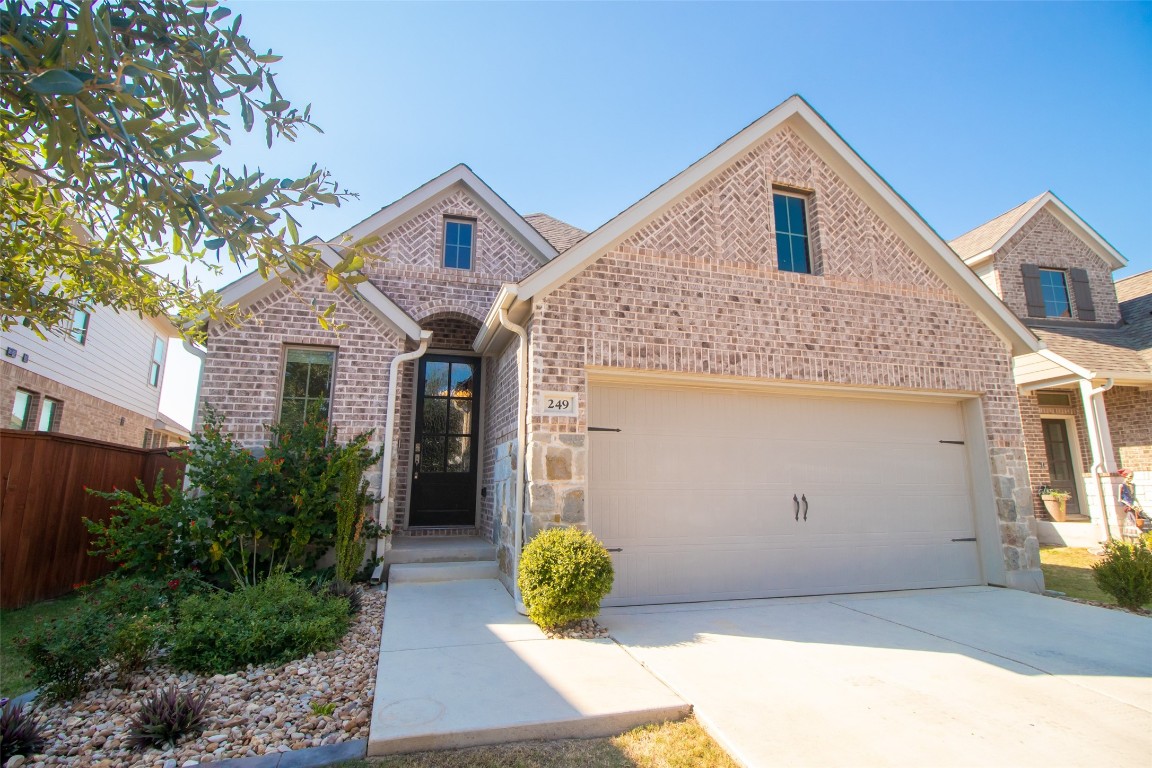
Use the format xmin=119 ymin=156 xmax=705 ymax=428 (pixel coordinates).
xmin=159 ymin=0 xmax=1152 ymax=424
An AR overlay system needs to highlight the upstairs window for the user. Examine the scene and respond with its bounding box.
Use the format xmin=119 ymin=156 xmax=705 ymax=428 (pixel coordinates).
xmin=149 ymin=337 xmax=165 ymax=387
xmin=279 ymin=347 xmax=336 ymax=430
xmin=773 ymin=192 xmax=811 ymax=274
xmin=70 ymin=308 xmax=90 ymax=344
xmin=443 ymin=218 xmax=474 ymax=270
xmin=1039 ymin=269 xmax=1071 ymax=318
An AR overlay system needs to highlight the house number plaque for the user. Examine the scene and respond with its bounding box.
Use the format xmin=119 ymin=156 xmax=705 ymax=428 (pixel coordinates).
xmin=540 ymin=392 xmax=578 ymax=417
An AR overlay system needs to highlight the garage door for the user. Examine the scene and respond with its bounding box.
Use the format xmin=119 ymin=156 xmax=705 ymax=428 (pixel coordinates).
xmin=588 ymin=382 xmax=983 ymax=606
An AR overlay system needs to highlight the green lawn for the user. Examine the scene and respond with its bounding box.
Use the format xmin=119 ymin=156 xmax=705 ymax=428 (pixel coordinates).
xmin=0 ymin=591 xmax=83 ymax=698
xmin=341 ymin=717 xmax=737 ymax=768
xmin=1039 ymin=546 xmax=1152 ymax=609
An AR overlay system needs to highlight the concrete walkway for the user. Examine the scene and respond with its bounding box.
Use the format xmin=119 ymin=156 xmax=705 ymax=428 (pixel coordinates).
xmin=367 ymin=579 xmax=689 ymax=755
xmin=605 ymin=587 xmax=1152 ymax=768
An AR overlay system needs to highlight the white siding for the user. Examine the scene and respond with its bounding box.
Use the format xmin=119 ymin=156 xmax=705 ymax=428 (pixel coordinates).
xmin=1013 ymin=353 xmax=1076 ymax=386
xmin=1 ymin=310 xmax=170 ymax=418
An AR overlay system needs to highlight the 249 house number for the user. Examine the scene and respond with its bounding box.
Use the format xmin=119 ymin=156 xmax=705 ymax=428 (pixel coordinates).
xmin=540 ymin=392 xmax=578 ymax=417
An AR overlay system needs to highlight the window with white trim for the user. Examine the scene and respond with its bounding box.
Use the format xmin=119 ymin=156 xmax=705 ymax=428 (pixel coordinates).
xmin=37 ymin=398 xmax=61 ymax=432
xmin=1039 ymin=269 xmax=1072 ymax=318
xmin=10 ymin=389 xmax=35 ymax=429
xmin=149 ymin=337 xmax=165 ymax=387
xmin=70 ymin=308 xmax=90 ymax=344
xmin=443 ymin=218 xmax=474 ymax=270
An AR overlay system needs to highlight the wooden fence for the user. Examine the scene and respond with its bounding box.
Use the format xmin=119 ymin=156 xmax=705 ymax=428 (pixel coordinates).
xmin=0 ymin=430 xmax=187 ymax=609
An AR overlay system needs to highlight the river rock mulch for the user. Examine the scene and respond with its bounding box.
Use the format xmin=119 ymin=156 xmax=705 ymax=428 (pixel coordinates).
xmin=542 ymin=618 xmax=609 ymax=640
xmin=22 ymin=588 xmax=385 ymax=767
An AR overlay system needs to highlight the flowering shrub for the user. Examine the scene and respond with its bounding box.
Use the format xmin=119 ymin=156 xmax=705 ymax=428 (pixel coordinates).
xmin=87 ymin=407 xmax=380 ymax=588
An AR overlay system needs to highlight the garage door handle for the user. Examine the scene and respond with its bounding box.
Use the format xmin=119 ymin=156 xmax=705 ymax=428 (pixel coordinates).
xmin=802 ymin=494 xmax=808 ymax=521
xmin=606 ymin=547 xmax=623 ymax=552
xmin=794 ymin=494 xmax=800 ymax=521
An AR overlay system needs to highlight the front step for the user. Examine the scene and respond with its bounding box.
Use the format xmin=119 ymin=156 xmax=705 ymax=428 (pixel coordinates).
xmin=389 ymin=560 xmax=500 ymax=584
xmin=385 ymin=535 xmax=496 ymax=566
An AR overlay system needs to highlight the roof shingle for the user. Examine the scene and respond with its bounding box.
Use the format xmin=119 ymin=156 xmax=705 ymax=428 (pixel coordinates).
xmin=949 ymin=193 xmax=1046 ymax=260
xmin=524 ymin=213 xmax=588 ymax=255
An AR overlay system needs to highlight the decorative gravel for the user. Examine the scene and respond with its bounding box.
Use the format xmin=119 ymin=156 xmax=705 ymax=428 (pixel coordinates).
xmin=542 ymin=618 xmax=609 ymax=640
xmin=1046 ymin=591 xmax=1151 ymax=616
xmin=21 ymin=588 xmax=385 ymax=767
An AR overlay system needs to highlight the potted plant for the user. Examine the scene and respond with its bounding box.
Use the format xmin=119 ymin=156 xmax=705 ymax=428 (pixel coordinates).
xmin=1039 ymin=485 xmax=1071 ymax=522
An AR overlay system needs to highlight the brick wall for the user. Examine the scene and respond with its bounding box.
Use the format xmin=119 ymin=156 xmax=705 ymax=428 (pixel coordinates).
xmin=1019 ymin=391 xmax=1097 ymax=520
xmin=1 ymin=361 xmax=155 ymax=447
xmin=525 ymin=125 xmax=1039 ymax=580
xmin=1105 ymin=386 xmax=1152 ymax=471
xmin=992 ymin=208 xmax=1121 ymax=324
xmin=201 ymin=275 xmax=403 ymax=503
xmin=481 ymin=338 xmax=521 ymax=586
xmin=361 ymin=188 xmax=544 ymax=323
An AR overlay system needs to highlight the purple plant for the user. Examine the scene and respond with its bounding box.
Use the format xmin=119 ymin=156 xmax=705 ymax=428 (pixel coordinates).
xmin=127 ymin=686 xmax=210 ymax=750
xmin=1 ymin=698 xmax=45 ymax=764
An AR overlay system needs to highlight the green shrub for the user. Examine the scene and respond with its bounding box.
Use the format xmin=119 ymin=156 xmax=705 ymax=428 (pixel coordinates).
xmin=168 ymin=573 xmax=350 ymax=673
xmin=109 ymin=613 xmax=167 ymax=675
xmin=333 ymin=433 xmax=381 ymax=583
xmin=14 ymin=601 xmax=111 ymax=701
xmin=1092 ymin=539 xmax=1152 ymax=610
xmin=88 ymin=407 xmax=380 ymax=588
xmin=518 ymin=527 xmax=615 ymax=629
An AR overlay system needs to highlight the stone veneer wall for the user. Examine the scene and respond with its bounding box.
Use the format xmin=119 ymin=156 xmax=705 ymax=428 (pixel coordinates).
xmin=201 ymin=275 xmax=403 ymax=502
xmin=1 ymin=361 xmax=155 ymax=447
xmin=1104 ymin=386 xmax=1152 ymax=471
xmin=482 ymin=339 xmax=521 ymax=587
xmin=991 ymin=208 xmax=1121 ymax=324
xmin=524 ymin=125 xmax=1040 ymax=583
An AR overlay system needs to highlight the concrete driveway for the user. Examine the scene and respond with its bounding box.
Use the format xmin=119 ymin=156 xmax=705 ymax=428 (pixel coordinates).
xmin=604 ymin=586 xmax=1152 ymax=768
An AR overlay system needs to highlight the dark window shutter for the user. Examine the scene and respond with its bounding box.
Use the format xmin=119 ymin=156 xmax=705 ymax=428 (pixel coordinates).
xmin=1021 ymin=264 xmax=1046 ymax=317
xmin=1068 ymin=268 xmax=1096 ymax=321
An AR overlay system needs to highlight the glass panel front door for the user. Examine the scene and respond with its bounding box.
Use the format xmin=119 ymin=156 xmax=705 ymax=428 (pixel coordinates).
xmin=410 ymin=355 xmax=480 ymax=526
xmin=1042 ymin=419 xmax=1081 ymax=516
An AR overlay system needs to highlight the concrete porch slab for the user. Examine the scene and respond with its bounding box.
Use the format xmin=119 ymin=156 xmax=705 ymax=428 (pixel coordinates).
xmin=368 ymin=579 xmax=689 ymax=756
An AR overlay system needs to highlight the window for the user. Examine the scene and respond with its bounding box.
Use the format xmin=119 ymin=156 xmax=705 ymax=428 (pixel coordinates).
xmin=279 ymin=347 xmax=336 ymax=429
xmin=143 ymin=428 xmax=153 ymax=448
xmin=773 ymin=192 xmax=811 ymax=274
xmin=10 ymin=389 xmax=34 ymax=429
xmin=1039 ymin=269 xmax=1071 ymax=318
xmin=149 ymin=337 xmax=165 ymax=387
xmin=37 ymin=398 xmax=61 ymax=431
xmin=1036 ymin=391 xmax=1073 ymax=407
xmin=69 ymin=308 xmax=90 ymax=344
xmin=443 ymin=218 xmax=474 ymax=270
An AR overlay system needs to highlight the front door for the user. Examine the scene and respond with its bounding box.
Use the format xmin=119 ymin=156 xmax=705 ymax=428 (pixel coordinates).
xmin=1041 ymin=419 xmax=1082 ymax=516
xmin=410 ymin=355 xmax=480 ymax=527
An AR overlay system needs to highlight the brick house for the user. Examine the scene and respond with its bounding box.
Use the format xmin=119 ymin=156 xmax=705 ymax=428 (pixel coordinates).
xmin=201 ymin=96 xmax=1049 ymax=606
xmin=1 ymin=304 xmax=187 ymax=448
xmin=951 ymin=194 xmax=1151 ymax=547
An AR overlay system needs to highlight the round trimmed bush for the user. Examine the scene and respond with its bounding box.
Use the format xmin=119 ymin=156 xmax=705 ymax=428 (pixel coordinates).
xmin=518 ymin=527 xmax=614 ymax=629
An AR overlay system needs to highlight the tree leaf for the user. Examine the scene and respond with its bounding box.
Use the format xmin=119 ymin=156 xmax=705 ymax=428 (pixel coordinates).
xmin=27 ymin=69 xmax=86 ymax=95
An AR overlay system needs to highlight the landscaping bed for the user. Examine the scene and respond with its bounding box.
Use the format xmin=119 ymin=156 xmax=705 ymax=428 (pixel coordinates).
xmin=20 ymin=588 xmax=384 ymax=766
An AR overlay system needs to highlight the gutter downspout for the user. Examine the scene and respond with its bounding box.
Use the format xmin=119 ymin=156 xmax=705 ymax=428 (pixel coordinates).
xmin=1080 ymin=378 xmax=1115 ymax=542
xmin=181 ymin=339 xmax=208 ymax=432
xmin=376 ymin=330 xmax=433 ymax=560
xmin=498 ymin=304 xmax=529 ymax=615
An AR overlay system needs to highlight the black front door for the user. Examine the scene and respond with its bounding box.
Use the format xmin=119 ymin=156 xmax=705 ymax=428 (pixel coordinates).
xmin=1042 ymin=418 xmax=1082 ymax=516
xmin=410 ymin=355 xmax=480 ymax=526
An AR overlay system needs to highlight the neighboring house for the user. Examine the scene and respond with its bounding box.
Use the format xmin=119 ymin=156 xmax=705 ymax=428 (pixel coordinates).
xmin=201 ymin=95 xmax=1049 ymax=606
xmin=1 ymin=305 xmax=184 ymax=447
xmin=951 ymin=196 xmax=1151 ymax=547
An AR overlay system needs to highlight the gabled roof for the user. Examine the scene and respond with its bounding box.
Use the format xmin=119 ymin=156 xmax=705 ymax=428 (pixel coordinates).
xmin=214 ymin=237 xmax=423 ymax=341
xmin=480 ymin=95 xmax=1039 ymax=356
xmin=337 ymin=164 xmax=557 ymax=264
xmin=523 ymin=213 xmax=588 ymax=254
xmin=948 ymin=192 xmax=1127 ymax=270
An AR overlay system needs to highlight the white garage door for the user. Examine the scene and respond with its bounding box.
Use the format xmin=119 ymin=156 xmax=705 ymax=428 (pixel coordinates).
xmin=588 ymin=382 xmax=983 ymax=606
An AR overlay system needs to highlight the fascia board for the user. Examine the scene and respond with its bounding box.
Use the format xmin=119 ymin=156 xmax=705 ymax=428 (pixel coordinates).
xmin=473 ymin=283 xmax=520 ymax=353
xmin=336 ymin=165 xmax=556 ymax=264
xmin=314 ymin=244 xmax=423 ymax=340
xmin=1037 ymin=348 xmax=1094 ymax=380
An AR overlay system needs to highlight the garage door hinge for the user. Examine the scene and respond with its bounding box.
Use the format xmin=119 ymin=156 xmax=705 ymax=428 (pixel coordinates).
xmin=939 ymin=440 xmax=965 ymax=445
xmin=588 ymin=427 xmax=622 ymax=432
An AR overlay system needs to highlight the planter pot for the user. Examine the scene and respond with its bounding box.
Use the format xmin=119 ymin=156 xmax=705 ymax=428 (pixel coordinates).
xmin=1042 ymin=494 xmax=1068 ymax=522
